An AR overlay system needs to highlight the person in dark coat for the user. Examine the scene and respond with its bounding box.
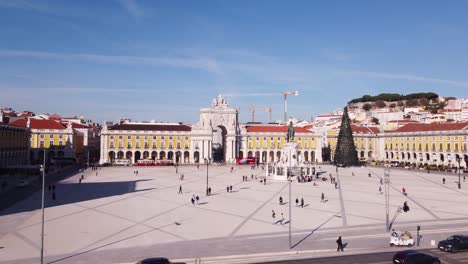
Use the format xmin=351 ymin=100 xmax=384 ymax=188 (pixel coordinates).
xmin=301 ymin=197 xmax=304 ymax=208
xmin=178 ymin=185 xmax=182 ymax=194
xmin=336 ymin=236 xmax=344 ymax=251
xmin=295 ymin=198 xmax=299 ymax=206
xmin=279 ymin=196 xmax=283 ymax=205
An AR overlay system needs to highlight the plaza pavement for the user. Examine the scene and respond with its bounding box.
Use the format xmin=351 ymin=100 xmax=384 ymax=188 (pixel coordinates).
xmin=0 ymin=164 xmax=468 ymax=264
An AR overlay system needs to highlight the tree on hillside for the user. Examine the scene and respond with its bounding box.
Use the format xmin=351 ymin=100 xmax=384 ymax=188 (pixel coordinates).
xmin=390 ymin=103 xmax=397 ymax=108
xmin=397 ymin=101 xmax=405 ymax=107
xmin=375 ymin=100 xmax=386 ymax=108
xmin=419 ymin=98 xmax=430 ymax=106
xmin=406 ymin=99 xmax=419 ymax=107
xmin=362 ymin=103 xmax=373 ymax=111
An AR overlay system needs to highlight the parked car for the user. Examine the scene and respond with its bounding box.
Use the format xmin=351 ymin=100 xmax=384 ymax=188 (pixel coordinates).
xmin=393 ymin=250 xmax=440 ymax=264
xmin=438 ymin=235 xmax=468 ymax=252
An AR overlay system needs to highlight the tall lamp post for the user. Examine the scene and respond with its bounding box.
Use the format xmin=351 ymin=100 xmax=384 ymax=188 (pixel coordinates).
xmin=40 ymin=150 xmax=46 ymax=264
xmin=288 ymin=149 xmax=292 ymax=249
xmin=282 ymin=91 xmax=299 ymax=123
xmin=205 ymin=158 xmax=210 ymax=195
xmin=456 ymin=156 xmax=461 ymax=189
xmin=384 ymin=167 xmax=390 ymax=231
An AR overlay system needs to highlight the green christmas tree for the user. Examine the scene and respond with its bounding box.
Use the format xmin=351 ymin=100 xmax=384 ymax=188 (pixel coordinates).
xmin=334 ymin=107 xmax=359 ymax=166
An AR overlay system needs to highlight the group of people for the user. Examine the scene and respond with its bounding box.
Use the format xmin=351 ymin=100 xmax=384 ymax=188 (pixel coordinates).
xmin=133 ymin=170 xmax=139 ymax=176
xmin=226 ymin=185 xmax=233 ymax=192
xmin=295 ymin=197 xmax=305 ymax=208
xmin=48 ymin=184 xmax=57 ymax=200
xmin=191 ymin=195 xmax=200 ymax=205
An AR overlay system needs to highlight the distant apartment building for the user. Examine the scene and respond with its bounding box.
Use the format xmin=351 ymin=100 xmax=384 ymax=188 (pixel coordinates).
xmin=9 ymin=119 xmax=84 ymax=164
xmin=0 ymin=122 xmax=30 ymax=169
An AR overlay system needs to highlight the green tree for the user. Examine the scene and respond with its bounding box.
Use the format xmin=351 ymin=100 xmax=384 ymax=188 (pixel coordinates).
xmin=389 ymin=103 xmax=397 ymax=108
xmin=362 ymin=103 xmax=373 ymax=111
xmin=372 ymin=117 xmax=380 ymax=124
xmin=375 ymin=100 xmax=386 ymax=108
xmin=334 ymin=107 xmax=359 ymax=166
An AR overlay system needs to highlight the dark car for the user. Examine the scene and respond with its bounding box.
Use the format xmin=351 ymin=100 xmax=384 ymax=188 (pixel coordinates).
xmin=137 ymin=258 xmax=186 ymax=264
xmin=438 ymin=235 xmax=468 ymax=252
xmin=137 ymin=258 xmax=172 ymax=264
xmin=393 ymin=250 xmax=440 ymax=264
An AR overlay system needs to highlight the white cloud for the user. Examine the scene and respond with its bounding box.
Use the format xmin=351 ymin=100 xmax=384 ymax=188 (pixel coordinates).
xmin=348 ymin=70 xmax=468 ymax=88
xmin=117 ymin=0 xmax=142 ymax=18
xmin=0 ymin=50 xmax=222 ymax=74
xmin=0 ymin=0 xmax=52 ymax=13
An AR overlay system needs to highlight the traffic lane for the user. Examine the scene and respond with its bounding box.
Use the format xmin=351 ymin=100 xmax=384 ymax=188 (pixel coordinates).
xmin=259 ymin=250 xmax=468 ymax=264
xmin=258 ymin=251 xmax=395 ymax=264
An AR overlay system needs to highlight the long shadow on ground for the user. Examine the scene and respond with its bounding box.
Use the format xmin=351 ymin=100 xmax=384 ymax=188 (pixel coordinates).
xmin=0 ymin=179 xmax=154 ymax=217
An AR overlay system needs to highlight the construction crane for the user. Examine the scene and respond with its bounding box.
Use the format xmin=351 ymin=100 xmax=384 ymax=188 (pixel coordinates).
xmin=248 ymin=106 xmax=272 ymax=123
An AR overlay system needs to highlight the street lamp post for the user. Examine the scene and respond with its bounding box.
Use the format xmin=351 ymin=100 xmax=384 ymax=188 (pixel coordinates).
xmin=40 ymin=150 xmax=46 ymax=264
xmin=288 ymin=149 xmax=292 ymax=249
xmin=282 ymin=91 xmax=299 ymax=123
xmin=457 ymin=156 xmax=461 ymax=189
xmin=384 ymin=168 xmax=390 ymax=231
xmin=205 ymin=158 xmax=209 ymax=195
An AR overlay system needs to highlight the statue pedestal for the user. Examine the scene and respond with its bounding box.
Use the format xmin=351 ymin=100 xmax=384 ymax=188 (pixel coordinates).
xmin=266 ymin=142 xmax=300 ymax=181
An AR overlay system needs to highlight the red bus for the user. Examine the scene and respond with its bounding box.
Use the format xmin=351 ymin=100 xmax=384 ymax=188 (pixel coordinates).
xmin=236 ymin=157 xmax=257 ymax=165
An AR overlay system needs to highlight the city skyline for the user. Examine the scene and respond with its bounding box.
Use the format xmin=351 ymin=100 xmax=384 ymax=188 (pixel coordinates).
xmin=1 ymin=1 xmax=468 ymax=123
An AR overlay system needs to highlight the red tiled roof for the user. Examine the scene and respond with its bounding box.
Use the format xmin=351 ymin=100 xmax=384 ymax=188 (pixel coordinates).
xmin=109 ymin=123 xmax=192 ymax=131
xmin=391 ymin=122 xmax=468 ymax=133
xmin=10 ymin=119 xmax=66 ymax=129
xmin=66 ymin=123 xmax=88 ymax=129
xmin=351 ymin=125 xmax=380 ymax=134
xmin=50 ymin=114 xmax=62 ymax=120
xmin=246 ymin=126 xmax=312 ymax=133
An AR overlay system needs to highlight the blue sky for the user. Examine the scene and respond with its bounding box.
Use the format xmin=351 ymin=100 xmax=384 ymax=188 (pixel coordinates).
xmin=1 ymin=0 xmax=468 ymax=123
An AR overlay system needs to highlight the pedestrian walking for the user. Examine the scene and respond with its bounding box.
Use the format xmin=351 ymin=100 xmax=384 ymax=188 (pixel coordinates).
xmin=251 ymin=174 xmax=254 ymax=180
xmin=196 ymin=195 xmax=199 ymax=205
xmin=178 ymin=185 xmax=182 ymax=194
xmin=191 ymin=197 xmax=195 ymax=205
xmin=403 ymin=201 xmax=410 ymax=212
xmin=229 ymin=185 xmax=232 ymax=192
xmin=443 ymin=178 xmax=446 ymax=184
xmin=301 ymin=197 xmax=304 ymax=208
xmin=368 ymin=173 xmax=371 ymax=177
xmin=380 ymin=178 xmax=383 ymax=185
xmin=321 ymin=193 xmax=325 ymax=203
xmin=352 ymin=172 xmax=355 ymax=176
xmin=336 ymin=236 xmax=344 ymax=251
xmin=379 ymin=186 xmax=382 ymax=194
xmin=79 ymin=178 xmax=82 ymax=184
xmin=272 ymin=210 xmax=276 ymax=223
xmin=281 ymin=213 xmax=284 ymax=224
xmin=279 ymin=196 xmax=283 ymax=205
xmin=334 ymin=182 xmax=338 ymax=189
xmin=208 ymin=187 xmax=212 ymax=195
xmin=96 ymin=172 xmax=98 ymax=176
xmin=264 ymin=178 xmax=266 ymax=185
xmin=227 ymin=186 xmax=230 ymax=193
xmin=295 ymin=198 xmax=299 ymax=206
xmin=402 ymin=187 xmax=407 ymax=195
